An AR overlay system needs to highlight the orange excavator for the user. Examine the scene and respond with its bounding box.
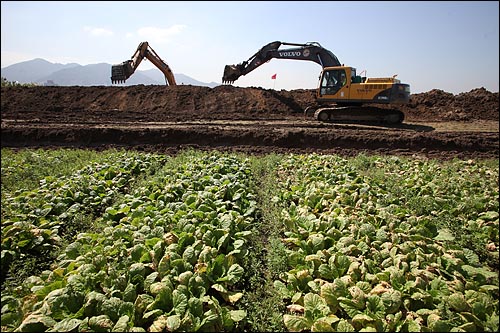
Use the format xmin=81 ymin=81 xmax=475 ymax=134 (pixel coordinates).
xmin=223 ymin=41 xmax=410 ymax=124
xmin=111 ymin=41 xmax=176 ymax=85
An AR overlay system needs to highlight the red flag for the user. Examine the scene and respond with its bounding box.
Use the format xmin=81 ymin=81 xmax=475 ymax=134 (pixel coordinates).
xmin=271 ymin=73 xmax=277 ymax=80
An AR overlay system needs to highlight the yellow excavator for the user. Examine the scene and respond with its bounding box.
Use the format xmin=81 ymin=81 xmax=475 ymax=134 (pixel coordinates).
xmin=223 ymin=41 xmax=410 ymax=124
xmin=111 ymin=41 xmax=176 ymax=85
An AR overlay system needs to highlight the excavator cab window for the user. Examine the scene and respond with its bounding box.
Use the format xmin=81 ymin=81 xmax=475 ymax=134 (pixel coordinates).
xmin=320 ymin=71 xmax=334 ymax=95
xmin=339 ymin=72 xmax=347 ymax=86
xmin=320 ymin=69 xmax=345 ymax=96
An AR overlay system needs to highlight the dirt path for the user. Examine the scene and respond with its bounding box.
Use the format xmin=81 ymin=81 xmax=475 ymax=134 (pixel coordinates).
xmin=2 ymin=118 xmax=498 ymax=160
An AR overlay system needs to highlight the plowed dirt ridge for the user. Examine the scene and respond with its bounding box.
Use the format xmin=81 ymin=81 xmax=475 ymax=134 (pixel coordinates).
xmin=1 ymin=85 xmax=498 ymax=159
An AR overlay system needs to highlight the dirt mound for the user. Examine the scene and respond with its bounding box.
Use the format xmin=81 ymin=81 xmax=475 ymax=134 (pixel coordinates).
xmin=1 ymin=85 xmax=498 ymax=160
xmin=402 ymin=87 xmax=499 ymax=122
xmin=1 ymin=85 xmax=316 ymax=122
xmin=1 ymin=85 xmax=498 ymax=122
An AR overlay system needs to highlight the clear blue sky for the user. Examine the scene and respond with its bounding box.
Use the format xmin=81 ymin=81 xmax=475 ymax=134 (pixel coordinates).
xmin=1 ymin=1 xmax=498 ymax=94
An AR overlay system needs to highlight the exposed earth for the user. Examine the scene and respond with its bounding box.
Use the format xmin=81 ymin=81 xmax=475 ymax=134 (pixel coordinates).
xmin=1 ymin=85 xmax=498 ymax=159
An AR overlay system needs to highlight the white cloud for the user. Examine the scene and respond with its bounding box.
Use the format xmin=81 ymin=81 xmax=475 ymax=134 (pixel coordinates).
xmin=84 ymin=26 xmax=114 ymax=37
xmin=136 ymin=25 xmax=186 ymax=44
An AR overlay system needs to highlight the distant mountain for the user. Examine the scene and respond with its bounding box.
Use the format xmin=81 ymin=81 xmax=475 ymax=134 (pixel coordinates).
xmin=36 ymin=63 xmax=160 ymax=86
xmin=1 ymin=58 xmax=219 ymax=87
xmin=1 ymin=58 xmax=80 ymax=84
xmin=139 ymin=69 xmax=219 ymax=87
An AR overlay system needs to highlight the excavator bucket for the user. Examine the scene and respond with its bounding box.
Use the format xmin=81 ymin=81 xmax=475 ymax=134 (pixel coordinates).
xmin=222 ymin=65 xmax=243 ymax=84
xmin=111 ymin=61 xmax=132 ymax=84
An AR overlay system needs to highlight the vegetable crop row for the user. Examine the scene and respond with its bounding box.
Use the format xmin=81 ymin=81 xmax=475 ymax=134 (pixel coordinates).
xmin=2 ymin=152 xmax=257 ymax=332
xmin=272 ymin=154 xmax=499 ymax=332
xmin=1 ymin=152 xmax=166 ymax=289
xmin=1 ymin=149 xmax=498 ymax=332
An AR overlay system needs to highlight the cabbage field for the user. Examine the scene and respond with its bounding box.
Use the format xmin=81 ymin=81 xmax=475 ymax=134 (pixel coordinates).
xmin=1 ymin=148 xmax=498 ymax=332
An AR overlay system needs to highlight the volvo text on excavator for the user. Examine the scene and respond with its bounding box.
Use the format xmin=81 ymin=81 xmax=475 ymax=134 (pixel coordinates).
xmin=222 ymin=41 xmax=410 ymax=124
xmin=111 ymin=41 xmax=176 ymax=85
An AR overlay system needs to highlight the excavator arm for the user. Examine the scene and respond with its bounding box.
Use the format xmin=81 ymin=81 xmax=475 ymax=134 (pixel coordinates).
xmin=222 ymin=41 xmax=341 ymax=84
xmin=111 ymin=41 xmax=176 ymax=85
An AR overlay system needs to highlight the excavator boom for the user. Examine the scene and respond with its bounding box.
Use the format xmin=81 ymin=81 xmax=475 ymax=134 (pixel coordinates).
xmin=222 ymin=41 xmax=341 ymax=84
xmin=111 ymin=41 xmax=176 ymax=85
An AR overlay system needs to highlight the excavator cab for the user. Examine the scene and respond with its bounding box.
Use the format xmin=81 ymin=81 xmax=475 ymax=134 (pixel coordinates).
xmin=318 ymin=66 xmax=410 ymax=105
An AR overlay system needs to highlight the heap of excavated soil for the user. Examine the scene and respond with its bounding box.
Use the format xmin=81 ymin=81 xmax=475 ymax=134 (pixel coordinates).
xmin=402 ymin=87 xmax=499 ymax=122
xmin=1 ymin=85 xmax=498 ymax=160
xmin=1 ymin=85 xmax=497 ymax=123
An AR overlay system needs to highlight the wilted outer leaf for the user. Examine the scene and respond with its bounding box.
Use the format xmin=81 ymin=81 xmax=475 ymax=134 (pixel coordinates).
xmin=352 ymin=313 xmax=375 ymax=330
xmin=49 ymin=318 xmax=81 ymax=332
xmin=320 ymin=283 xmax=339 ymax=309
xmin=112 ymin=315 xmax=130 ymax=332
xmin=338 ymin=297 xmax=362 ymax=318
xmin=448 ymin=292 xmax=470 ymax=312
xmin=479 ymin=211 xmax=499 ymax=221
xmin=150 ymin=282 xmax=168 ymax=296
xmin=380 ymin=289 xmax=402 ymax=314
xmin=227 ymin=292 xmax=244 ymax=304
xmin=304 ymin=293 xmax=330 ymax=320
xmin=283 ymin=314 xmax=311 ymax=332
xmin=287 ymin=304 xmax=305 ymax=313
xmin=311 ymin=316 xmax=339 ymax=332
xmin=173 ymin=290 xmax=188 ymax=316
xmin=134 ymin=294 xmax=154 ymax=316
xmin=226 ymin=264 xmax=245 ymax=284
xmin=17 ymin=313 xmax=57 ymax=332
xmin=336 ymin=319 xmax=355 ymax=332
xmin=88 ymin=315 xmax=114 ymax=331
xmin=150 ymin=315 xmax=168 ymax=332
xmin=406 ymin=319 xmax=421 ymax=332
xmin=229 ymin=309 xmax=246 ymax=322
xmin=434 ymin=229 xmax=455 ymax=241
xmin=167 ymin=314 xmax=181 ymax=331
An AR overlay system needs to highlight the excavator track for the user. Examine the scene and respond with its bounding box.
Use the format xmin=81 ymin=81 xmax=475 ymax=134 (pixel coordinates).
xmin=313 ymin=106 xmax=405 ymax=125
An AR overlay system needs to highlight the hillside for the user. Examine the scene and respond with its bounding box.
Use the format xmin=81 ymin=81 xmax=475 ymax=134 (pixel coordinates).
xmin=0 ymin=58 xmax=218 ymax=87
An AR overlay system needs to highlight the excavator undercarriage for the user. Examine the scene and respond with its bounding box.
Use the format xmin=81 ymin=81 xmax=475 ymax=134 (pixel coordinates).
xmin=307 ymin=105 xmax=405 ymax=124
